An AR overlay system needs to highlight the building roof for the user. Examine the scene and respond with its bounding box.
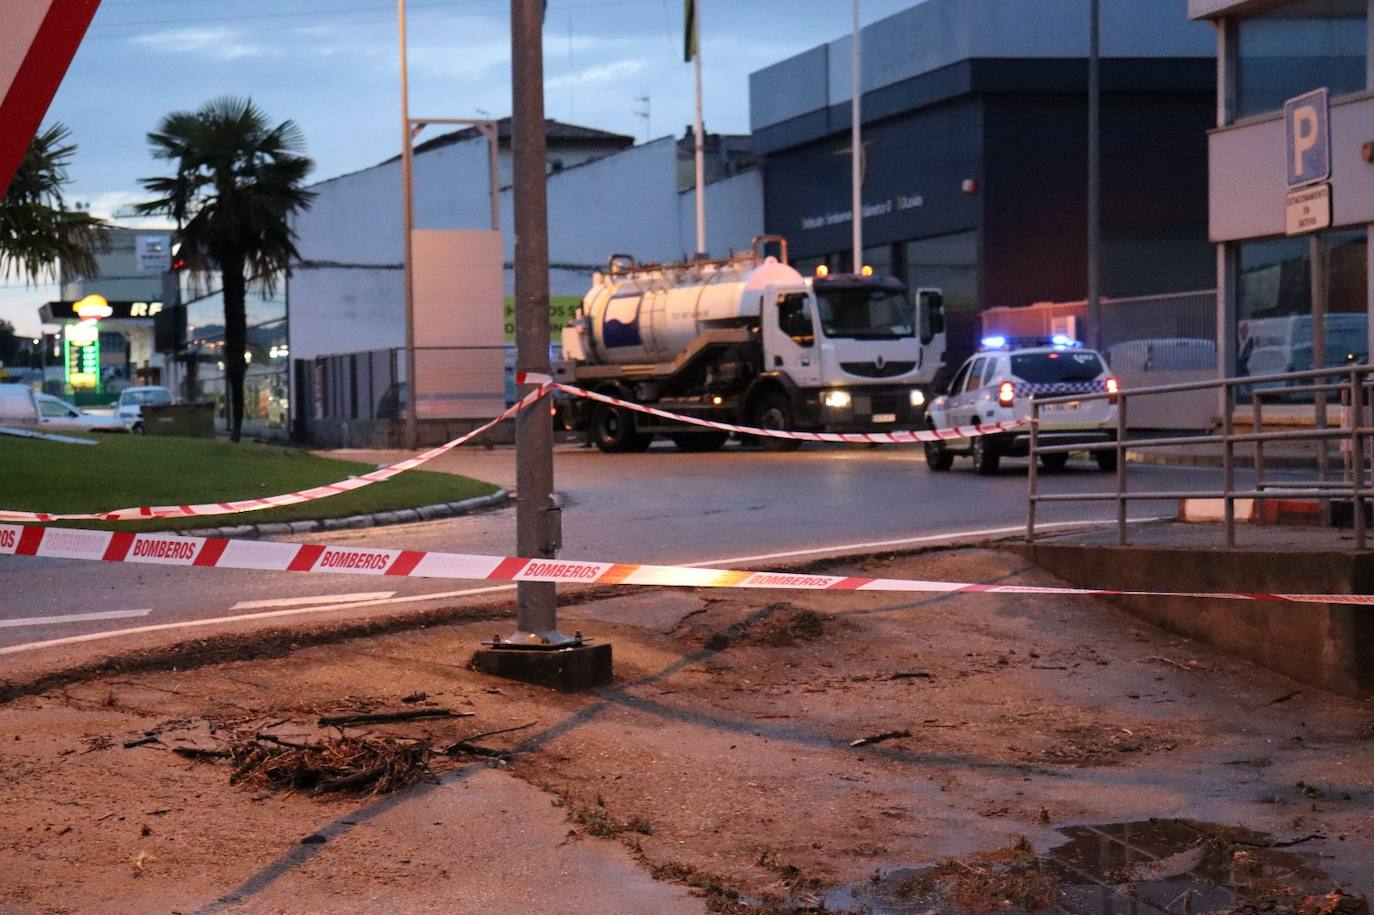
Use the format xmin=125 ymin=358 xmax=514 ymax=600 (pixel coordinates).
xmin=406 ymin=117 xmax=634 ymax=159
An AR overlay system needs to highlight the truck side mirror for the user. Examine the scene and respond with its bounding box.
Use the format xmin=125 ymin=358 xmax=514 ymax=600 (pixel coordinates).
xmin=916 ymin=289 xmax=944 ymax=346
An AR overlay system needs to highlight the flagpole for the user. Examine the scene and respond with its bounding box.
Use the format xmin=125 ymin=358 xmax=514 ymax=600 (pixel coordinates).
xmin=692 ymin=0 xmax=706 ymax=258
xmin=851 ymin=0 xmax=862 ymax=273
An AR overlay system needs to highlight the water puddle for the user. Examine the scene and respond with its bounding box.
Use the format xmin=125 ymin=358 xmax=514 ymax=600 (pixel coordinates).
xmin=812 ymin=819 xmax=1365 ymax=914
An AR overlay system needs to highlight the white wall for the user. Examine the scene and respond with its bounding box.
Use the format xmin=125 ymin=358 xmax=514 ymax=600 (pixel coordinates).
xmin=289 ymin=133 xmax=765 ymax=361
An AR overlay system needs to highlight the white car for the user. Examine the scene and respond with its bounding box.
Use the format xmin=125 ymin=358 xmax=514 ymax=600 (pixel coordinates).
xmin=36 ymin=394 xmax=128 ymax=433
xmin=925 ymin=335 xmax=1119 ymax=475
xmin=0 ymin=383 xmax=39 ymax=425
xmin=115 ymin=385 xmax=173 ymax=432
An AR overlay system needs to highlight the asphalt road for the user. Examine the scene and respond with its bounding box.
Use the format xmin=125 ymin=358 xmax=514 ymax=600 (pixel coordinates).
xmin=0 ymin=442 xmax=1254 ymax=654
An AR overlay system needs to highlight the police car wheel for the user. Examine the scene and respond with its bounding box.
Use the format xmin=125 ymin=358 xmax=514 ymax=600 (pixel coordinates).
xmin=971 ymin=435 xmax=1000 ymax=475
xmin=1039 ymin=452 xmax=1069 ymax=473
xmin=924 ymin=437 xmax=953 ymax=471
xmin=1094 ymin=450 xmax=1118 ymax=472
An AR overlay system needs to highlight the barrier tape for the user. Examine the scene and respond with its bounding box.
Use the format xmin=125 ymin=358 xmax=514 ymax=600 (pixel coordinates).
xmin=0 ymin=385 xmax=554 ymax=524
xmin=2 ymin=523 xmax=1372 ymax=606
xmin=0 ymin=375 xmax=1026 ymax=525
xmin=523 ymin=373 xmax=1030 ymax=446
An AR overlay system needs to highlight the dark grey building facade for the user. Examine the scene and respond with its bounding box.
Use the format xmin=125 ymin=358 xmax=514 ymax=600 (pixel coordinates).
xmin=750 ymin=0 xmax=1219 ymax=359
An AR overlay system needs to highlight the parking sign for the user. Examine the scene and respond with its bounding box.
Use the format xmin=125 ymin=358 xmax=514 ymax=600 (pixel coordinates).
xmin=1285 ymin=88 xmax=1330 ymax=188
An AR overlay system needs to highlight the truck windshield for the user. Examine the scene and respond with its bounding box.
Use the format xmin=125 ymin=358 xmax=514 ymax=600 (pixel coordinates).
xmin=814 ymin=287 xmax=914 ymax=340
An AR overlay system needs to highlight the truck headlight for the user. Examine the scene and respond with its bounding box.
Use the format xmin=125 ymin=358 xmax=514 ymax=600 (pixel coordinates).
xmin=822 ymin=390 xmax=852 ymax=409
xmin=909 ymin=389 xmax=926 ymax=408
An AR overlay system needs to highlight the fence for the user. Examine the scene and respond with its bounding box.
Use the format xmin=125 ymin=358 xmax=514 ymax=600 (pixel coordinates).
xmin=294 ymin=345 xmax=511 ymax=447
xmin=983 ymin=290 xmax=1219 ymax=429
xmin=1027 ymin=363 xmax=1373 ymax=548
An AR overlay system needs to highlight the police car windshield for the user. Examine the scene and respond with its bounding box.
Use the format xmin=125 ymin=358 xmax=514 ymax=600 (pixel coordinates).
xmin=1011 ymin=351 xmax=1104 ymax=383
xmin=814 ymin=287 xmax=914 ymax=340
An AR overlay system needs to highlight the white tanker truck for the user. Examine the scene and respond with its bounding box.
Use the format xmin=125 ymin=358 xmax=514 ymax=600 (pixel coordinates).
xmin=554 ymin=236 xmax=946 ymax=452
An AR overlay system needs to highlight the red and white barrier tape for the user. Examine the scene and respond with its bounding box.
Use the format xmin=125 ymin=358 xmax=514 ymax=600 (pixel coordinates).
xmin=520 ymin=373 xmax=1028 ymax=446
xmin=0 ymin=375 xmax=1021 ymax=524
xmin=3 ymin=523 xmax=1371 ymax=606
xmin=0 ymin=385 xmax=553 ymax=524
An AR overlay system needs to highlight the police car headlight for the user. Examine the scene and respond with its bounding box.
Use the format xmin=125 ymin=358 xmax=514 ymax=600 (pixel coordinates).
xmin=909 ymin=389 xmax=926 ymax=408
xmin=822 ymin=390 xmax=852 ymax=409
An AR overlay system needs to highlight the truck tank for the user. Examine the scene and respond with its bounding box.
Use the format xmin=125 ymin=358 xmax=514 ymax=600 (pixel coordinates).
xmin=570 ymin=252 xmax=804 ymax=366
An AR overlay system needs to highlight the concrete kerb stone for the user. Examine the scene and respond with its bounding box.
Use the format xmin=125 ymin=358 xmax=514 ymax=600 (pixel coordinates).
xmin=176 ymin=489 xmax=509 ymax=540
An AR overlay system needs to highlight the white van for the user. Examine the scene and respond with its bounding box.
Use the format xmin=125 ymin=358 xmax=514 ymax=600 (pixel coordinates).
xmin=0 ymin=384 xmax=40 ymax=425
xmin=1243 ymin=314 xmax=1368 ymax=378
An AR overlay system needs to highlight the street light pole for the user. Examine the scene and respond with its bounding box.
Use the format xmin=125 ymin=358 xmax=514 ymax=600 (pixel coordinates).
xmin=1086 ymin=0 xmax=1102 ymax=351
xmin=398 ymin=0 xmax=418 ymax=450
xmin=509 ymin=0 xmax=568 ymax=648
xmin=851 ymin=0 xmax=863 ymax=274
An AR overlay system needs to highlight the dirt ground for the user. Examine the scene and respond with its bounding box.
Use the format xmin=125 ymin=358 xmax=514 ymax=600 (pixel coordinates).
xmin=2 ymin=546 xmax=1373 ymax=913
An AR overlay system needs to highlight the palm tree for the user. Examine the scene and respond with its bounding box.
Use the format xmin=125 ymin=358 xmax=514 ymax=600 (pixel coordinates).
xmin=136 ymin=96 xmax=315 ymax=442
xmin=0 ymin=123 xmax=105 ymax=282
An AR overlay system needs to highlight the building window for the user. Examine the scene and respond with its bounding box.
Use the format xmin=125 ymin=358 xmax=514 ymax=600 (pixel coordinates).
xmin=1234 ymin=0 xmax=1367 ymax=120
xmin=1236 ymin=228 xmax=1367 ymax=376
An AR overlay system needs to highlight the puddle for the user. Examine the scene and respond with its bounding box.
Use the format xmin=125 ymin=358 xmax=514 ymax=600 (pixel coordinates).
xmin=813 ymin=819 xmax=1365 ymax=914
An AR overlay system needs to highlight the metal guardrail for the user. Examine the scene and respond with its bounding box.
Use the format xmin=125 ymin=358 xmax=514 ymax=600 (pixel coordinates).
xmin=1026 ymin=364 xmax=1372 ymax=548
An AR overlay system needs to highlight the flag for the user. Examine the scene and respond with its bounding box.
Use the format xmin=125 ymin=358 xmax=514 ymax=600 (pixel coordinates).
xmin=684 ymin=0 xmax=697 ymax=62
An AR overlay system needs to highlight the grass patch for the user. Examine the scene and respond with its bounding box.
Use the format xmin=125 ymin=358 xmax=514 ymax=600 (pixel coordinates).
xmin=0 ymin=435 xmax=499 ymax=532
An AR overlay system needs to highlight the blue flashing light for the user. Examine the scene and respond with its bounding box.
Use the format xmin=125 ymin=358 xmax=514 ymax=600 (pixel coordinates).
xmin=1050 ymin=334 xmax=1082 ymax=348
xmin=980 ymin=335 xmax=1007 ymax=350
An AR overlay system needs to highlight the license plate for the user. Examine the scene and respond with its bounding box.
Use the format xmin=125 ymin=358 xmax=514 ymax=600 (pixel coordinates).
xmin=1044 ymin=401 xmax=1080 ymax=413
xmin=873 ymin=413 xmax=897 ymax=423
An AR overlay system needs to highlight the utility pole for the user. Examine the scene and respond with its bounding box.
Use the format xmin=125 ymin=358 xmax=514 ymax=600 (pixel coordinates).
xmin=509 ymin=0 xmax=567 ymax=649
xmin=692 ymin=0 xmax=706 ymax=257
xmin=851 ymin=0 xmax=863 ymax=274
xmin=398 ymin=0 xmax=418 ymax=450
xmin=472 ymin=0 xmax=608 ymax=690
xmin=1085 ymin=0 xmax=1102 ymax=350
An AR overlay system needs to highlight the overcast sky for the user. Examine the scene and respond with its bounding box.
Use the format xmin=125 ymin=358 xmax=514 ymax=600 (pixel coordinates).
xmin=1 ymin=0 xmax=919 ymax=336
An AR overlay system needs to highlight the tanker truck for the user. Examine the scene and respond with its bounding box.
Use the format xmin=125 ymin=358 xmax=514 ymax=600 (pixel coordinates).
xmin=553 ymin=236 xmax=946 ymax=453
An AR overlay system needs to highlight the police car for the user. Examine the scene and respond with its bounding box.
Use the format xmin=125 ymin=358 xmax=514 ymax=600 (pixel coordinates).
xmin=924 ymin=335 xmax=1119 ymax=475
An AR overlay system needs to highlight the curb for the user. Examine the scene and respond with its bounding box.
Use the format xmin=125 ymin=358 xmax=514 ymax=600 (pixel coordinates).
xmin=179 ymin=489 xmax=510 ymax=540
xmin=1127 ymin=450 xmax=1327 ymax=470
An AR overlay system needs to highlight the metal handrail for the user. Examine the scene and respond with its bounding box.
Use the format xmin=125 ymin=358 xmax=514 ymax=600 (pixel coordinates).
xmin=1027 ymin=363 xmax=1372 ymax=548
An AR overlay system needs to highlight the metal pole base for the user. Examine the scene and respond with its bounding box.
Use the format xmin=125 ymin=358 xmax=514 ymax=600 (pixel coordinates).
xmin=490 ymin=629 xmax=583 ymax=650
xmin=470 ymin=640 xmax=612 ymax=692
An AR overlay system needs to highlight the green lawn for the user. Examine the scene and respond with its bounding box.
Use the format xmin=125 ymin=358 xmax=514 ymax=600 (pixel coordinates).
xmin=0 ymin=434 xmax=500 ymax=532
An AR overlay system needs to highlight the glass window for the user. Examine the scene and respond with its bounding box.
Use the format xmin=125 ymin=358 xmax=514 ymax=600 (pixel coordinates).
xmin=980 ymin=357 xmax=1000 ymax=387
xmin=777 ymin=293 xmax=815 ymax=346
xmin=1236 ymin=228 xmax=1368 ymax=375
xmin=946 ymin=361 xmax=971 ymax=395
xmin=814 ymin=283 xmax=915 ymax=340
xmin=1011 ymin=351 xmax=1106 ymax=383
xmin=904 ymin=232 xmax=978 ymax=315
xmin=39 ymin=398 xmax=72 ymax=418
xmin=1235 ymin=0 xmax=1367 ymax=120
xmin=964 ymin=358 xmax=987 ymax=393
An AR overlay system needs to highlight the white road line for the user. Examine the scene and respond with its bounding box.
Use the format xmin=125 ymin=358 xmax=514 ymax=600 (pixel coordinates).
xmin=231 ymin=592 xmax=395 ymax=610
xmin=0 ymin=609 xmax=154 ymax=629
xmin=0 ymin=516 xmax=1160 ymax=656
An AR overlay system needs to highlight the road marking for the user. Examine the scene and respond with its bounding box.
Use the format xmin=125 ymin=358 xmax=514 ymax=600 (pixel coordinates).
xmin=0 ymin=608 xmax=153 ymax=629
xmin=231 ymin=591 xmax=395 ymax=610
xmin=0 ymin=516 xmax=1162 ymax=656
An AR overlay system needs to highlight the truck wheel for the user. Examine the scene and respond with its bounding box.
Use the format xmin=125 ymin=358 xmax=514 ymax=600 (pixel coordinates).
xmin=671 ymin=431 xmax=729 ymax=452
xmin=591 ymin=402 xmax=651 ymax=453
xmin=924 ymin=434 xmax=953 ymax=471
xmin=1039 ymin=452 xmax=1069 ymax=473
xmin=1094 ymin=449 xmax=1118 ymax=472
xmin=751 ymin=393 xmax=800 ymax=452
xmin=971 ymin=435 xmax=1000 ymax=475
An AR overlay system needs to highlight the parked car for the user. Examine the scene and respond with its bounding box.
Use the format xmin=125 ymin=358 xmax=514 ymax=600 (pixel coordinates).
xmin=0 ymin=383 xmax=40 ymax=426
xmin=1242 ymin=314 xmax=1368 ymax=379
xmin=115 ymin=385 xmax=173 ymax=432
xmin=36 ymin=394 xmax=128 ymax=433
xmin=925 ymin=335 xmax=1119 ymax=475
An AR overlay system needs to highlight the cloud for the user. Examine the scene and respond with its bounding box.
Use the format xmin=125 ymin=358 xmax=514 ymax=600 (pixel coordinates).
xmin=129 ymin=27 xmax=270 ymax=60
xmin=546 ymin=59 xmax=648 ymax=90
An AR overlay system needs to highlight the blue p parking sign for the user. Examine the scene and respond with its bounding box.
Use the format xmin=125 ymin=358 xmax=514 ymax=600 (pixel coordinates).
xmin=1285 ymin=88 xmax=1330 ymax=188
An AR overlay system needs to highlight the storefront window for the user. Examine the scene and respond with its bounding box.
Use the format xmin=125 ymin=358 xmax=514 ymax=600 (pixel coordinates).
xmin=1236 ymin=228 xmax=1368 ymax=376
xmin=1234 ymin=0 xmax=1367 ymax=120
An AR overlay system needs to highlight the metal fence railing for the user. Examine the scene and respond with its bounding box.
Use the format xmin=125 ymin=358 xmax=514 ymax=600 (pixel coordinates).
xmin=1027 ymin=363 xmax=1374 ymax=548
